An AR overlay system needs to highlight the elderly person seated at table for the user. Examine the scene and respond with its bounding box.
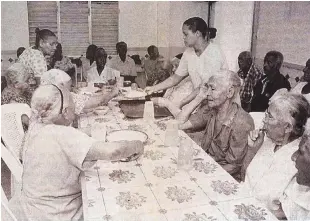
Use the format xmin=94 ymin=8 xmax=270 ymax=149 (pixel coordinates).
xmin=241 ymin=91 xmax=309 ymax=213
xmin=86 ymin=48 xmax=120 ymax=85
xmin=9 ymin=85 xmax=144 ymax=221
xmin=81 ymin=44 xmax=98 ymax=80
xmin=41 ymin=69 xmax=119 ymax=115
xmin=1 ymin=63 xmax=32 ymax=106
xmin=143 ymin=45 xmax=170 ymax=86
xmin=179 ymin=70 xmax=254 ymax=179
xmin=292 ymin=58 xmax=310 ymax=103
xmin=277 ymin=122 xmax=310 ymax=221
xmin=251 ymin=51 xmax=291 ymax=112
xmin=107 ymin=41 xmax=137 ymax=83
xmin=237 ymin=51 xmax=263 ymax=112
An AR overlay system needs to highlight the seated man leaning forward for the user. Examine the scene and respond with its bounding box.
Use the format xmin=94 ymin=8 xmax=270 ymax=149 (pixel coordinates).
xmin=86 ymin=47 xmax=120 ymax=85
xmin=179 ymin=70 xmax=254 ymax=179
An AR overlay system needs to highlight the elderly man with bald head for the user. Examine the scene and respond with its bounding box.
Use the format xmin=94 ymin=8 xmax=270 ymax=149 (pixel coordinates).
xmin=237 ymin=51 xmax=263 ymax=112
xmin=179 ymin=70 xmax=254 ymax=180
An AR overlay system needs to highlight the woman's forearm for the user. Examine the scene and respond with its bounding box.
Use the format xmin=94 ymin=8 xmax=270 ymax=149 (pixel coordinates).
xmin=153 ymin=74 xmax=184 ymax=92
xmin=85 ymin=141 xmax=140 ymax=161
xmin=179 ymin=87 xmax=199 ymax=108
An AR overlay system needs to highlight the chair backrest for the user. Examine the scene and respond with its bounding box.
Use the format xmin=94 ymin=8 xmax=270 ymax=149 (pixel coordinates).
xmin=1 ymin=103 xmax=31 ymax=159
xmin=1 ymin=202 xmax=18 ymax=221
xmin=1 ymin=143 xmax=23 ymax=183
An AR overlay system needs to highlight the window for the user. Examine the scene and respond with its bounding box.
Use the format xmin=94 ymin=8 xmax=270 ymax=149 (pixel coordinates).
xmin=27 ymin=1 xmax=119 ymax=56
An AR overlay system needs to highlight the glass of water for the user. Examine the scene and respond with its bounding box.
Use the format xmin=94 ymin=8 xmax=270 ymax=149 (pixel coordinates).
xmin=164 ymin=120 xmax=179 ymax=147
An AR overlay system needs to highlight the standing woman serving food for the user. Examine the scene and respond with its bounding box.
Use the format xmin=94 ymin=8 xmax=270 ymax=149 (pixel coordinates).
xmin=19 ymin=28 xmax=58 ymax=77
xmin=146 ymin=17 xmax=227 ymax=121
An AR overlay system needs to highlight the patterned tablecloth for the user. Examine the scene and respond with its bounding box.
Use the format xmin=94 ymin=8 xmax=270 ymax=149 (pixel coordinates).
xmin=79 ymin=99 xmax=278 ymax=221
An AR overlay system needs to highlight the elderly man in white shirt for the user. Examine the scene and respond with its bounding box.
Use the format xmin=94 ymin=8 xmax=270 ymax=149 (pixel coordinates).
xmin=86 ymin=47 xmax=120 ymax=84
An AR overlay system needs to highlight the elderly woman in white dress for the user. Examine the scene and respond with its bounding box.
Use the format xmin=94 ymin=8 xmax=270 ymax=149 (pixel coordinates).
xmin=9 ymin=85 xmax=144 ymax=221
xmin=241 ymin=91 xmax=310 ymax=214
xmin=41 ymin=69 xmax=119 ymax=115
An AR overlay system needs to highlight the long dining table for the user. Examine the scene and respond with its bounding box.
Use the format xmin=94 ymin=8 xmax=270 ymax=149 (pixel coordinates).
xmin=78 ymin=95 xmax=278 ymax=221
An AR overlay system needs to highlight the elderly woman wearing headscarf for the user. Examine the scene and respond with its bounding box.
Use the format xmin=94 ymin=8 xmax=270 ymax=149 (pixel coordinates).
xmin=1 ymin=63 xmax=32 ymax=106
xmin=40 ymin=69 xmax=119 ymax=115
xmin=241 ymin=91 xmax=310 ymax=214
xmin=9 ymin=84 xmax=144 ymax=221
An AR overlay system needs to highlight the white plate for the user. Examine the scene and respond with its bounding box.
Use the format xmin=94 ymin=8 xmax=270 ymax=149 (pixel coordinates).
xmin=106 ymin=130 xmax=148 ymax=143
xmin=124 ymin=90 xmax=147 ymax=99
xmin=78 ymin=86 xmax=101 ymax=95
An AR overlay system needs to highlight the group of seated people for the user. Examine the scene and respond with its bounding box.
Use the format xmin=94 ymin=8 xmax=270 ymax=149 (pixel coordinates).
xmin=1 ymin=16 xmax=310 ymax=221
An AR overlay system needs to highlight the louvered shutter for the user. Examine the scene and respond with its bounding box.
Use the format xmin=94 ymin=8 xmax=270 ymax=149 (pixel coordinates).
xmin=59 ymin=1 xmax=90 ymax=56
xmin=91 ymin=1 xmax=119 ymax=55
xmin=27 ymin=1 xmax=58 ymax=46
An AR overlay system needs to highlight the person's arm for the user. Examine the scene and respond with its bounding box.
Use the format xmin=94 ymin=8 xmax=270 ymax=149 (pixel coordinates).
xmin=85 ymin=140 xmax=144 ymax=161
xmin=177 ymin=87 xmax=200 ymax=108
xmin=145 ymin=52 xmax=189 ymax=94
xmin=83 ymin=87 xmax=119 ymax=109
xmin=178 ymin=103 xmax=211 ymax=131
xmin=176 ymin=92 xmax=205 ymax=123
xmin=224 ymin=114 xmax=255 ymax=175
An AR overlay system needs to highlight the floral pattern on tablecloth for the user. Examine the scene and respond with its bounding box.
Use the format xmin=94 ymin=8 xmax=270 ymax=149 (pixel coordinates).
xmin=211 ymin=180 xmax=239 ymax=195
xmin=153 ymin=166 xmax=177 ymax=179
xmin=95 ymin=117 xmax=110 ymax=123
xmin=116 ymin=192 xmax=147 ymax=210
xmin=165 ymin=186 xmax=195 ymax=203
xmin=155 ymin=121 xmax=167 ymax=131
xmin=127 ymin=124 xmax=147 ymax=131
xmin=182 ymin=212 xmax=217 ymax=221
xmin=193 ymin=161 xmax=217 ymax=174
xmin=144 ymin=150 xmax=165 ymax=160
xmin=109 ymin=170 xmax=136 ymax=184
xmin=234 ymin=204 xmax=267 ymax=221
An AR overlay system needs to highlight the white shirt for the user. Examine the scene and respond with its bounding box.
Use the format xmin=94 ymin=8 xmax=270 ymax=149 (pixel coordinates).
xmin=243 ymin=138 xmax=300 ymax=210
xmin=86 ymin=65 xmax=120 ymax=84
xmin=280 ymin=177 xmax=310 ymax=221
xmin=176 ymin=41 xmax=227 ymax=88
xmin=292 ymin=82 xmax=310 ymax=104
xmin=17 ymin=124 xmax=96 ymax=221
xmin=107 ymin=55 xmax=137 ymax=77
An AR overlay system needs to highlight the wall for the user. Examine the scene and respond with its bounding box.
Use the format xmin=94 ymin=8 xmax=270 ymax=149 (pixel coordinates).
xmin=119 ymin=1 xmax=209 ymax=59
xmin=213 ymin=1 xmax=254 ymax=72
xmin=1 ymin=1 xmax=29 ymax=51
xmin=1 ymin=1 xmax=29 ymax=76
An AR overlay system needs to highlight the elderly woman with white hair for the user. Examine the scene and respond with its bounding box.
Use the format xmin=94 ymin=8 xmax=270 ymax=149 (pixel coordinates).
xmin=241 ymin=91 xmax=310 ymax=215
xmin=9 ymin=85 xmax=144 ymax=221
xmin=179 ymin=70 xmax=254 ymax=180
xmin=40 ymin=69 xmax=119 ymax=115
xmin=1 ymin=63 xmax=32 ymax=105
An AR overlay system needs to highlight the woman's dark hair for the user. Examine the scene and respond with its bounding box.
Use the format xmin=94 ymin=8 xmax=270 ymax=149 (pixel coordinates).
xmin=86 ymin=44 xmax=98 ymax=65
xmin=50 ymin=43 xmax=63 ymax=68
xmin=35 ymin=28 xmax=56 ymax=48
xmin=208 ymin=28 xmax=217 ymax=39
xmin=175 ymin=53 xmax=183 ymax=60
xmin=183 ymin=17 xmax=208 ymax=38
xmin=17 ymin=47 xmax=26 ymax=58
xmin=183 ymin=17 xmax=217 ymax=40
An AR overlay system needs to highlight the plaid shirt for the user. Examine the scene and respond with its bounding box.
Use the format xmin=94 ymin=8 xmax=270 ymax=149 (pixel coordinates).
xmin=237 ymin=63 xmax=263 ymax=103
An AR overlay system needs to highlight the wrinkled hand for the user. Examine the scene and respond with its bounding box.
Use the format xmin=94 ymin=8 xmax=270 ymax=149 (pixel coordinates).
xmin=248 ymin=129 xmax=265 ymax=150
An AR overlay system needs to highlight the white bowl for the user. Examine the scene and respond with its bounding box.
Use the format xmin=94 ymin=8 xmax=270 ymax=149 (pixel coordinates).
xmin=106 ymin=129 xmax=148 ymax=143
